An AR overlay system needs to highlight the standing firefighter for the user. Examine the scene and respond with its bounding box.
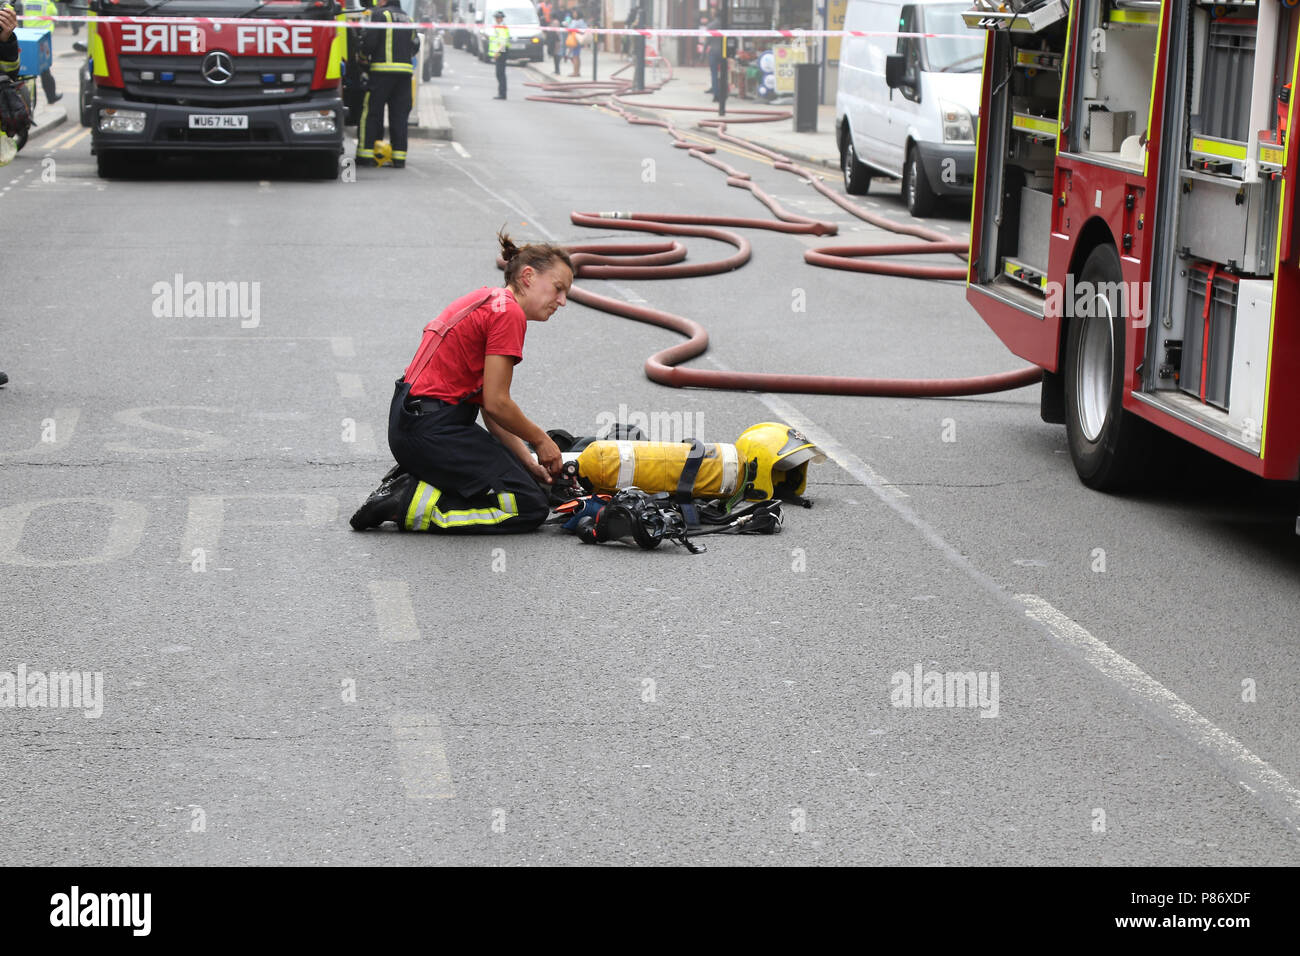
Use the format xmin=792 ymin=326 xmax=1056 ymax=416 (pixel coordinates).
xmin=489 ymin=9 xmax=509 ymax=99
xmin=350 ymin=231 xmax=574 ymax=534
xmin=356 ymin=0 xmax=417 ymax=168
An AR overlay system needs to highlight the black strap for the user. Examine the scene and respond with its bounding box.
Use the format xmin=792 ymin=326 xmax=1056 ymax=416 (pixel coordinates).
xmin=675 ymin=439 xmax=706 ymax=528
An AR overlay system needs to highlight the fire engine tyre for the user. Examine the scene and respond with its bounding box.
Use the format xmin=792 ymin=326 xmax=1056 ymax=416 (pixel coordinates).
xmin=79 ymin=87 xmax=93 ymax=128
xmin=1064 ymin=244 xmax=1148 ymax=491
xmin=96 ymin=150 xmax=126 ymax=179
xmin=903 ymin=145 xmax=937 ymax=218
xmin=842 ymin=135 xmax=871 ymax=195
xmin=305 ymin=152 xmax=340 ymax=180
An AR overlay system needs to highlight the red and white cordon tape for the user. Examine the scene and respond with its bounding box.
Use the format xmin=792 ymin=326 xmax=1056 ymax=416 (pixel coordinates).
xmin=13 ymin=15 xmax=969 ymax=38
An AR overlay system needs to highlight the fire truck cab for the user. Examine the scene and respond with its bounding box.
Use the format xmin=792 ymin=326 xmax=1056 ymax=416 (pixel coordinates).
xmin=87 ymin=0 xmax=346 ymax=178
xmin=964 ymin=0 xmax=1300 ymax=500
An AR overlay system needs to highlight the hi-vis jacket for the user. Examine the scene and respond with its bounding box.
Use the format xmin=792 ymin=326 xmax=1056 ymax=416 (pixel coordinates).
xmin=488 ymin=23 xmax=510 ymax=58
xmin=0 ymin=34 xmax=19 ymax=79
xmin=21 ymin=0 xmax=57 ymax=32
xmin=363 ymin=2 xmax=419 ymax=73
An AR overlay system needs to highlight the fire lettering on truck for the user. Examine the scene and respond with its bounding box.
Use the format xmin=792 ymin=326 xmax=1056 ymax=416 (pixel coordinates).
xmin=119 ymin=23 xmax=206 ymax=55
xmin=236 ymin=25 xmax=313 ymax=55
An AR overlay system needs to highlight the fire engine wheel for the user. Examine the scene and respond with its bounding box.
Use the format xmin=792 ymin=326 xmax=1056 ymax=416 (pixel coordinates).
xmin=841 ymin=136 xmax=871 ymax=195
xmin=96 ymin=150 xmax=126 ymax=179
xmin=304 ymin=152 xmax=340 ymax=180
xmin=1064 ymin=244 xmax=1147 ymax=490
xmin=903 ymin=145 xmax=937 ymax=218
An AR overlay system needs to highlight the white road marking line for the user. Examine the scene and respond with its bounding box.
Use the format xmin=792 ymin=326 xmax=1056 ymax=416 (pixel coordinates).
xmin=749 ymin=391 xmax=909 ymax=499
xmin=368 ymin=580 xmax=420 ymax=643
xmin=336 ymin=372 xmax=366 ymax=400
xmin=1019 ymin=594 xmax=1300 ymax=833
xmin=330 ymin=336 xmax=356 ymax=358
xmin=452 ymin=140 xmax=471 ymax=158
xmin=390 ymin=713 xmax=456 ymax=799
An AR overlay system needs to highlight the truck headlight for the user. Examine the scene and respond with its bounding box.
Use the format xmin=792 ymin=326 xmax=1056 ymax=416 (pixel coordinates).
xmin=290 ymin=109 xmax=337 ymax=135
xmin=940 ymin=100 xmax=974 ymax=144
xmin=99 ymin=108 xmax=146 ymax=134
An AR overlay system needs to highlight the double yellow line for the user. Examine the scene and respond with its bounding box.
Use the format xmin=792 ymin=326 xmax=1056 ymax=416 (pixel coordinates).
xmin=42 ymin=125 xmax=92 ymax=151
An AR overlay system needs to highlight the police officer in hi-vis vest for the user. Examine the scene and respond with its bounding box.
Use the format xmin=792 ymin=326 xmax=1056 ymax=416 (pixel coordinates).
xmin=356 ymin=0 xmax=417 ymax=168
xmin=489 ymin=10 xmax=509 ymax=100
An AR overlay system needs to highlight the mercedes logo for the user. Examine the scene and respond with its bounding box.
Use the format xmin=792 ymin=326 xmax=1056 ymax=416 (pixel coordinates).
xmin=202 ymin=51 xmax=234 ymax=86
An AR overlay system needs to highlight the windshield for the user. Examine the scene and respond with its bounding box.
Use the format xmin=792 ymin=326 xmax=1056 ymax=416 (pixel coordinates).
xmin=492 ymin=8 xmax=537 ymax=25
xmin=923 ymin=3 xmax=983 ymax=73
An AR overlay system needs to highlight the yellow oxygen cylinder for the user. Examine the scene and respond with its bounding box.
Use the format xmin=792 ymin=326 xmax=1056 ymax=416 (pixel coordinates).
xmin=576 ymin=441 xmax=745 ymax=497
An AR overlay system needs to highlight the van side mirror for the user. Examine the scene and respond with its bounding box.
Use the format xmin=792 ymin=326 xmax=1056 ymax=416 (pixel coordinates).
xmin=885 ymin=54 xmax=906 ymax=90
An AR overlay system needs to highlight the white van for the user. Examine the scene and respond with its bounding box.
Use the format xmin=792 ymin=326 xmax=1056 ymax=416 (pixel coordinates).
xmin=835 ymin=0 xmax=984 ymax=217
xmin=472 ymin=0 xmax=545 ymax=63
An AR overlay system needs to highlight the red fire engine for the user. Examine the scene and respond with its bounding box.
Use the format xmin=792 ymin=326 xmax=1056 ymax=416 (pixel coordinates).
xmin=964 ymin=0 xmax=1300 ymax=503
xmin=87 ymin=0 xmax=345 ymax=178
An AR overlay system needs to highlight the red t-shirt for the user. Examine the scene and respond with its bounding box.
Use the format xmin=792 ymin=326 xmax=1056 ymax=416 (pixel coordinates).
xmin=404 ymin=287 xmax=527 ymax=405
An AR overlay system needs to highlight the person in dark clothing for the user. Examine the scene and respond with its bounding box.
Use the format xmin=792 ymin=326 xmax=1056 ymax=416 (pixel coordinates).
xmin=356 ymin=0 xmax=418 ymax=168
xmin=704 ymin=15 xmax=722 ymax=100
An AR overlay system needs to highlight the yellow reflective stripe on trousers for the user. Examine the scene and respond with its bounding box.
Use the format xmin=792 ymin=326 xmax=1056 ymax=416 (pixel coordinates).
xmin=404 ymin=481 xmax=519 ymax=530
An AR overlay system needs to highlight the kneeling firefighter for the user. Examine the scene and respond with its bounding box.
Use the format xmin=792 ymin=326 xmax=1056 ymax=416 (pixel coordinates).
xmin=350 ymin=231 xmax=574 ymax=533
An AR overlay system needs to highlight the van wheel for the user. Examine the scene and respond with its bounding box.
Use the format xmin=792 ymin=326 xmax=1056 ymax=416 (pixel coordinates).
xmin=903 ymin=145 xmax=937 ymax=218
xmin=1064 ymin=244 xmax=1149 ymax=490
xmin=842 ymin=137 xmax=871 ymax=195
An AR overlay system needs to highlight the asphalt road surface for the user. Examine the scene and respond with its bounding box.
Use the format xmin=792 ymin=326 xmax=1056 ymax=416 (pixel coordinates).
xmin=2 ymin=47 xmax=1299 ymax=867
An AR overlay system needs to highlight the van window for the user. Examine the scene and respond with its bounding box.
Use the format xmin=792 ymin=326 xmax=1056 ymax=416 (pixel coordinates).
xmin=921 ymin=3 xmax=983 ymax=73
xmin=896 ymin=5 xmax=922 ymax=100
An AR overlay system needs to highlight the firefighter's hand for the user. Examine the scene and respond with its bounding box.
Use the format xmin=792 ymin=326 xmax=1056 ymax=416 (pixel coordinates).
xmin=0 ymin=6 xmax=17 ymax=42
xmin=533 ymin=434 xmax=562 ymax=480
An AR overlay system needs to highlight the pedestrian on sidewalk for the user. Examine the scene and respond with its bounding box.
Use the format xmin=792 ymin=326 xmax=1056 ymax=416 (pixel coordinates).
xmin=567 ymin=10 xmax=586 ymax=77
xmin=349 ymin=230 xmax=574 ymax=534
xmin=489 ymin=9 xmax=509 ymax=99
xmin=20 ymin=0 xmax=61 ymax=104
xmin=547 ymin=11 xmax=563 ymax=74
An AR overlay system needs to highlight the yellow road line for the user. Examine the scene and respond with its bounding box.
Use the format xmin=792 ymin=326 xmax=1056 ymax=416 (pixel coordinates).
xmin=43 ymin=126 xmax=83 ymax=151
xmin=59 ymin=128 xmax=92 ymax=151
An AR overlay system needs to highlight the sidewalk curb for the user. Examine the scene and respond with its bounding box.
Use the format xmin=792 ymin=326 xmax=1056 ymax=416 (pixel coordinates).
xmin=29 ymin=107 xmax=70 ymax=143
xmin=410 ymin=81 xmax=452 ymax=140
xmin=521 ymin=63 xmax=840 ymax=174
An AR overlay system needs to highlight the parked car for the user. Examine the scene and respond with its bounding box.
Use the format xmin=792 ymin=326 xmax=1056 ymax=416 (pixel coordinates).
xmin=835 ymin=0 xmax=983 ymax=217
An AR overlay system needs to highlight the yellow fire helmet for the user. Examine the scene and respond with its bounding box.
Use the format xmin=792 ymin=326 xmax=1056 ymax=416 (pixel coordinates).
xmin=734 ymin=422 xmax=827 ymax=502
xmin=374 ymin=140 xmax=393 ymax=167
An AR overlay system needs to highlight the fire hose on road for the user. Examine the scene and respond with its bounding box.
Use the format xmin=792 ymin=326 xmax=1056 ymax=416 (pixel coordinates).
xmin=522 ymin=70 xmax=1042 ymax=398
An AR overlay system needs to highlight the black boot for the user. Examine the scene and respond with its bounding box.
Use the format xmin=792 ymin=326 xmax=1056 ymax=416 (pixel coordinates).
xmin=350 ymin=469 xmax=413 ymax=530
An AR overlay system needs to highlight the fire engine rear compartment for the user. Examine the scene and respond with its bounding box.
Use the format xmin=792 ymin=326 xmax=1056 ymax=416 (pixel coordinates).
xmin=966 ymin=0 xmax=1300 ymax=471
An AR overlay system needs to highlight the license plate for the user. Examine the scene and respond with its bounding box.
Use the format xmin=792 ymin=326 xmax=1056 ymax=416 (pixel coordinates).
xmin=188 ymin=114 xmax=249 ymax=130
